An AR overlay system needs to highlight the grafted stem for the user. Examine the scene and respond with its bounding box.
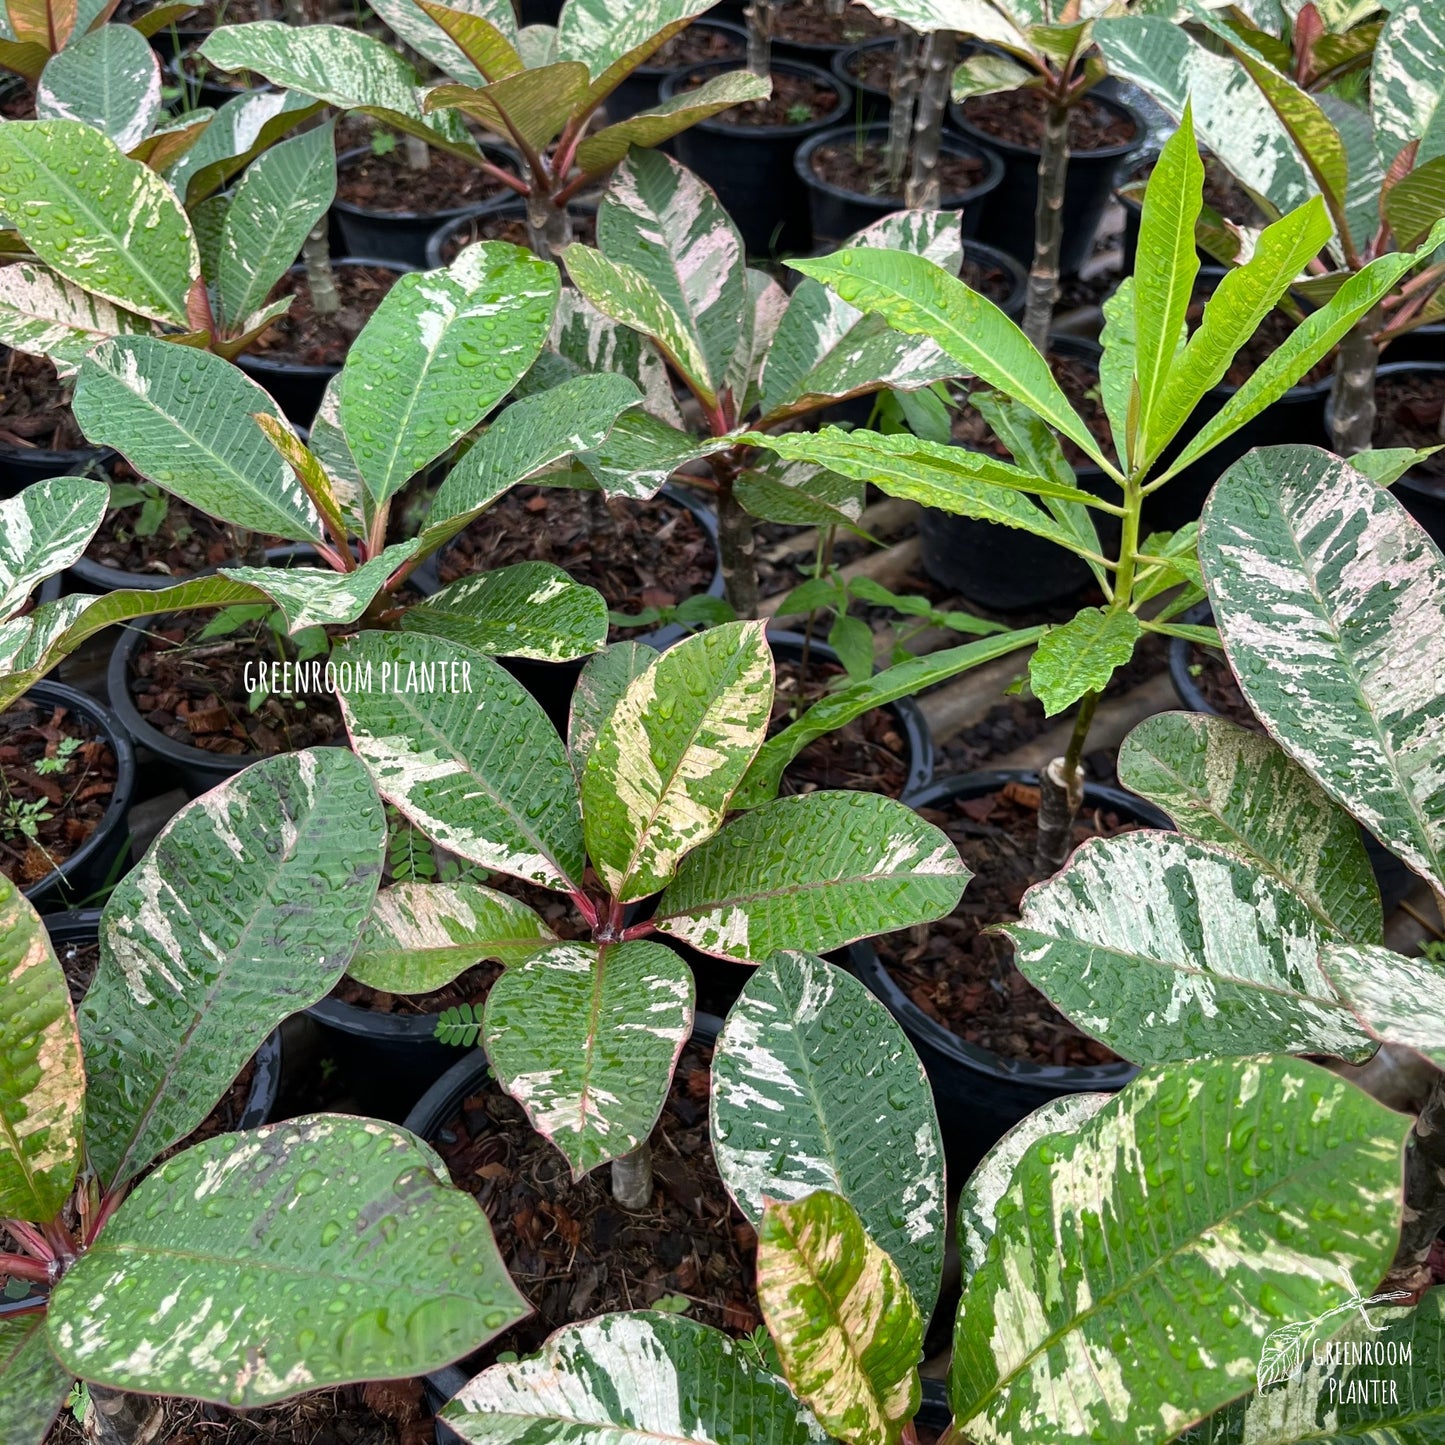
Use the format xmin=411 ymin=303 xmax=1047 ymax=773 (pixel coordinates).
xmin=82 ymin=1386 xmax=165 ymax=1445
xmin=885 ymin=31 xmax=922 ymax=192
xmin=1022 ymin=92 xmax=1070 ymax=355
xmin=745 ymin=0 xmax=773 ymax=79
xmin=1329 ymin=315 xmax=1380 ymax=456
xmin=716 ymin=481 xmax=760 ymax=619
xmin=301 ymin=221 xmax=340 ymax=320
xmin=611 ymin=1142 xmax=654 ymax=1209
xmin=905 ymin=30 xmax=954 ymax=209
xmin=1035 ymin=689 xmax=1098 ymax=876
xmin=525 ymin=186 xmax=574 ymax=261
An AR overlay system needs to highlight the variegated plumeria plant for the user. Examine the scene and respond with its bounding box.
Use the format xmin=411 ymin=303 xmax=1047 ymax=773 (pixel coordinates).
xmin=0 ymin=747 xmax=531 ymax=1445
xmin=438 ymin=443 xmax=1445 ymax=1445
xmin=0 ymin=238 xmax=637 ymax=710
xmin=1097 ymin=0 xmax=1445 ymax=453
xmin=747 ymin=108 xmax=1445 ymax=869
xmin=195 ymin=0 xmax=770 ymax=259
xmin=326 ymin=619 xmax=967 ymax=1205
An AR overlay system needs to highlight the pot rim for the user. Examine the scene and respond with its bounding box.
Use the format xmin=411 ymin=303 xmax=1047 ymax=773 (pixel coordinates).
xmin=950 ymin=89 xmax=1144 ymax=162
xmin=332 ymin=143 xmax=523 ymax=226
xmin=660 ymin=57 xmax=852 ymax=138
xmin=794 ymin=121 xmax=1005 ymax=210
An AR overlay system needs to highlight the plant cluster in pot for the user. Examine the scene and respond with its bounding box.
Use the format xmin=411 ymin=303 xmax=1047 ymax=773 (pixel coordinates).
xmin=440 ymin=447 xmax=1445 ymax=1445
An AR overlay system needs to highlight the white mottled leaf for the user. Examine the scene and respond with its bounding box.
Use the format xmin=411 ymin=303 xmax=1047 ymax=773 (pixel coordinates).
xmin=36 ymin=24 xmax=160 ymax=152
xmin=1321 ymin=942 xmax=1445 ymax=1068
xmin=370 ymin=0 xmax=517 ymax=86
xmin=483 ymin=940 xmax=693 ymax=1176
xmin=1004 ymin=830 xmax=1375 ymax=1064
xmin=711 ymin=950 xmax=945 ymax=1314
xmin=1199 ymin=445 xmax=1445 ymax=889
xmin=220 ymin=543 xmax=421 ymax=632
xmin=567 ymin=641 xmax=656 ymax=780
xmin=734 ymin=455 xmax=865 ymax=530
xmin=655 ymin=792 xmax=968 ymax=964
xmin=557 ymin=0 xmax=714 ymax=87
xmin=0 ymin=260 xmax=154 ymax=374
xmin=0 ymin=475 xmax=107 ymax=619
xmin=335 ymin=631 xmax=585 ymax=892
xmin=167 ymin=89 xmax=323 ymax=204
xmin=548 ymin=288 xmax=682 ymax=426
xmin=1373 ymin=0 xmax=1445 ymax=168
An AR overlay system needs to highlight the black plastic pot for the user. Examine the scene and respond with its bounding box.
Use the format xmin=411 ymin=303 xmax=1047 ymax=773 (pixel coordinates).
xmin=949 ymin=91 xmax=1143 ymax=275
xmin=844 ymin=770 xmax=1156 ymax=1171
xmin=169 ymin=48 xmax=270 ymax=112
xmin=237 ymin=257 xmax=415 ymax=426
xmin=415 ymin=1011 xmax=725 ymax=1443
xmin=663 ymin=60 xmax=851 ymax=257
xmin=795 ymin=123 xmax=1002 ymax=246
xmin=831 ymin=39 xmax=895 ymax=122
xmin=424 ymin=201 xmax=598 ymax=271
xmin=1371 ymin=361 xmax=1445 ymax=550
xmin=965 ymin=239 xmax=1027 ymax=320
xmin=917 ymin=334 xmax=1117 ymax=609
xmin=607 ymin=19 xmax=749 ymax=123
xmin=1386 ymin=325 xmax=1445 ymax=365
xmin=0 ymin=437 xmax=113 ymax=501
xmin=1168 ymin=601 xmax=1416 ymax=913
xmin=427 ymin=484 xmax=725 ymax=734
xmin=11 ymin=683 xmax=136 ymax=914
xmin=331 ymin=143 xmax=522 ymax=269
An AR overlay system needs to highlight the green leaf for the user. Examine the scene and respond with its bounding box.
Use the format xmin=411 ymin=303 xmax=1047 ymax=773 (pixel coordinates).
xmin=759 ymin=1190 xmax=922 ymax=1445
xmin=1354 ymin=444 xmax=1444 ymax=484
xmin=1200 ymin=445 xmax=1445 ymax=889
xmin=1182 ymin=1293 xmax=1445 ymax=1443
xmin=73 ymin=337 xmax=326 ymax=541
xmin=582 ymin=620 xmax=773 ymax=903
xmin=167 ymin=89 xmax=324 ymax=205
xmin=567 ymin=640 xmax=656 ymax=779
xmin=35 ymin=23 xmax=160 ymax=151
xmin=1133 ymin=107 xmax=1203 ymax=457
xmin=734 ymin=628 xmax=1043 ymax=809
xmin=1028 ymin=607 xmax=1142 ymax=717
xmin=0 ymin=475 xmax=107 ymax=619
xmin=441 ymin=1312 xmax=830 ymax=1445
xmin=335 ymin=631 xmax=585 ymax=892
xmin=575 ymin=70 xmax=772 ymax=173
xmin=711 ymin=950 xmax=944 ymax=1315
xmin=1374 ymin=0 xmax=1445 ymax=168
xmin=220 ymin=543 xmax=421 ymax=632
xmin=0 ymin=259 xmax=155 ymax=374
xmin=48 ymin=1113 xmax=529 ymax=1404
xmin=0 ymin=1313 xmax=72 ymax=1445
xmin=369 ymin=0 xmax=517 ymax=86
xmin=951 ymin=50 xmax=1033 ymax=101
xmin=339 ymin=241 xmax=558 ymax=506
xmin=655 ymin=791 xmax=967 ymax=963
xmin=791 ymin=249 xmax=1116 ymax=476
xmin=426 ymin=62 xmax=591 ymax=153
xmin=734 ymin=455 xmax=866 ymax=530
xmin=80 ymin=748 xmax=386 ymax=1190
xmin=1003 ymin=830 xmax=1375 ymax=1065
xmin=1320 ymin=942 xmax=1445 ymax=1068
xmin=0 ymin=120 xmax=197 ymax=326
xmin=0 ymin=876 xmax=82 ymax=1221
xmin=347 ymin=880 xmax=555 ymax=994
xmin=1384 ymin=152 xmax=1445 ymax=248
xmin=215 ymin=118 xmax=336 ymax=331
xmin=483 ymin=939 xmax=693 ymax=1175
xmin=951 ymin=1055 xmax=1412 ymax=1445
xmin=1118 ymin=712 xmax=1382 ymax=943
xmin=402 ymin=563 xmax=608 ymax=662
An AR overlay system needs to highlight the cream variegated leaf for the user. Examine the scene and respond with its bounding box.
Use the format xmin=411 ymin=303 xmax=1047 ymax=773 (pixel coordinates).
xmin=1373 ymin=0 xmax=1445 ymax=168
xmin=306 ymin=373 xmax=367 ymax=533
xmin=1004 ymin=830 xmax=1374 ymax=1064
xmin=1119 ymin=712 xmax=1382 ymax=943
xmin=728 ymin=266 xmax=788 ymax=418
xmin=442 ymin=1312 xmax=830 ymax=1445
xmin=347 ymin=881 xmax=555 ymax=995
xmin=1199 ymin=446 xmax=1445 ymax=890
xmin=368 ymin=0 xmax=517 ymax=85
xmin=572 ymin=408 xmax=730 ymax=499
xmin=951 ymin=1056 xmax=1412 ymax=1445
xmin=860 ymin=0 xmax=1024 ymax=48
xmin=35 ymin=23 xmax=160 ymax=151
xmin=166 ymin=89 xmax=324 ymax=204
xmin=80 ymin=749 xmax=386 ymax=1191
xmin=557 ymin=0 xmax=713 ymax=84
xmin=711 ymin=951 xmax=945 ymax=1315
xmin=759 ymin=1190 xmax=922 ymax=1445
xmin=414 ymin=0 xmax=524 ymax=84
xmin=426 ymin=62 xmax=590 ymax=152
xmin=582 ymin=620 xmax=773 ymax=903
xmin=340 ymin=241 xmax=558 ymax=505
xmin=129 ymin=112 xmax=212 ymax=174
xmin=1321 ymin=942 xmax=1445 ymax=1068
xmin=335 ymin=631 xmax=585 ymax=892
xmin=400 ymin=563 xmax=608 ymax=662
xmin=0 ymin=260 xmax=155 ymax=373
xmin=567 ymin=642 xmax=656 ymax=780
xmin=483 ymin=940 xmax=693 ymax=1176
xmin=0 ymin=877 xmax=83 ymax=1222
xmin=545 ymin=289 xmax=681 ymax=425
xmin=220 ymin=544 xmax=422 ymax=633
xmin=655 ymin=792 xmax=968 ymax=964
xmin=0 ymin=475 xmax=108 ymax=619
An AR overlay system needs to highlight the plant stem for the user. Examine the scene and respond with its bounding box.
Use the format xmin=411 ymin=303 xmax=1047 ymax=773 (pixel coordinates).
xmin=402 ymin=133 xmax=431 ymax=172
xmin=1022 ymin=90 xmax=1070 ymax=355
xmin=82 ymin=1386 xmax=165 ymax=1445
xmin=885 ymin=31 xmax=921 ymax=192
xmin=745 ymin=0 xmax=773 ymax=79
xmin=301 ymin=220 xmax=340 ymax=320
xmin=611 ymin=1142 xmax=653 ymax=1209
xmin=1329 ymin=315 xmax=1379 ymax=455
xmin=905 ymin=30 xmax=954 ymax=209
xmin=716 ymin=481 xmax=760 ymax=619
xmin=525 ymin=186 xmax=574 ymax=261
xmin=1035 ymin=689 xmax=1097 ymax=876
xmin=1386 ymin=1070 xmax=1445 ymax=1294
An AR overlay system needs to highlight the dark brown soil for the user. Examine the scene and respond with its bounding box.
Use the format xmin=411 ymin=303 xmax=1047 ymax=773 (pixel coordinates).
xmin=775 ymin=0 xmax=898 ymax=47
xmin=844 ymin=41 xmax=896 ymax=94
xmin=690 ymin=69 xmax=838 ymax=127
xmin=0 ymin=699 xmax=117 ymax=890
xmin=962 ymin=90 xmax=1136 ymax=152
xmin=961 ymin=252 xmax=1018 ymax=307
xmin=1188 ymin=285 xmax=1329 ymax=389
xmin=127 ymin=611 xmax=347 ymax=758
xmin=810 ymin=141 xmax=986 ymax=200
xmin=646 ymin=22 xmax=746 ymax=69
xmin=437 ymin=486 xmax=717 ymax=641
xmin=244 ymin=264 xmax=401 ymax=368
xmin=952 ymin=350 xmax=1114 ymax=470
xmin=0 ymin=351 xmax=87 ymax=452
xmin=437 ymin=207 xmax=597 ymax=264
xmin=1374 ymin=372 xmax=1445 ymax=482
xmin=772 ymin=654 xmax=909 ymax=797
xmin=875 ymin=781 xmax=1142 ymax=1064
xmin=432 ymin=1035 xmax=760 ymax=1368
xmin=0 ymin=84 xmax=35 ymax=119
xmin=338 ymin=145 xmax=519 ymax=215
xmin=1184 ymin=642 xmax=1261 ymax=729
